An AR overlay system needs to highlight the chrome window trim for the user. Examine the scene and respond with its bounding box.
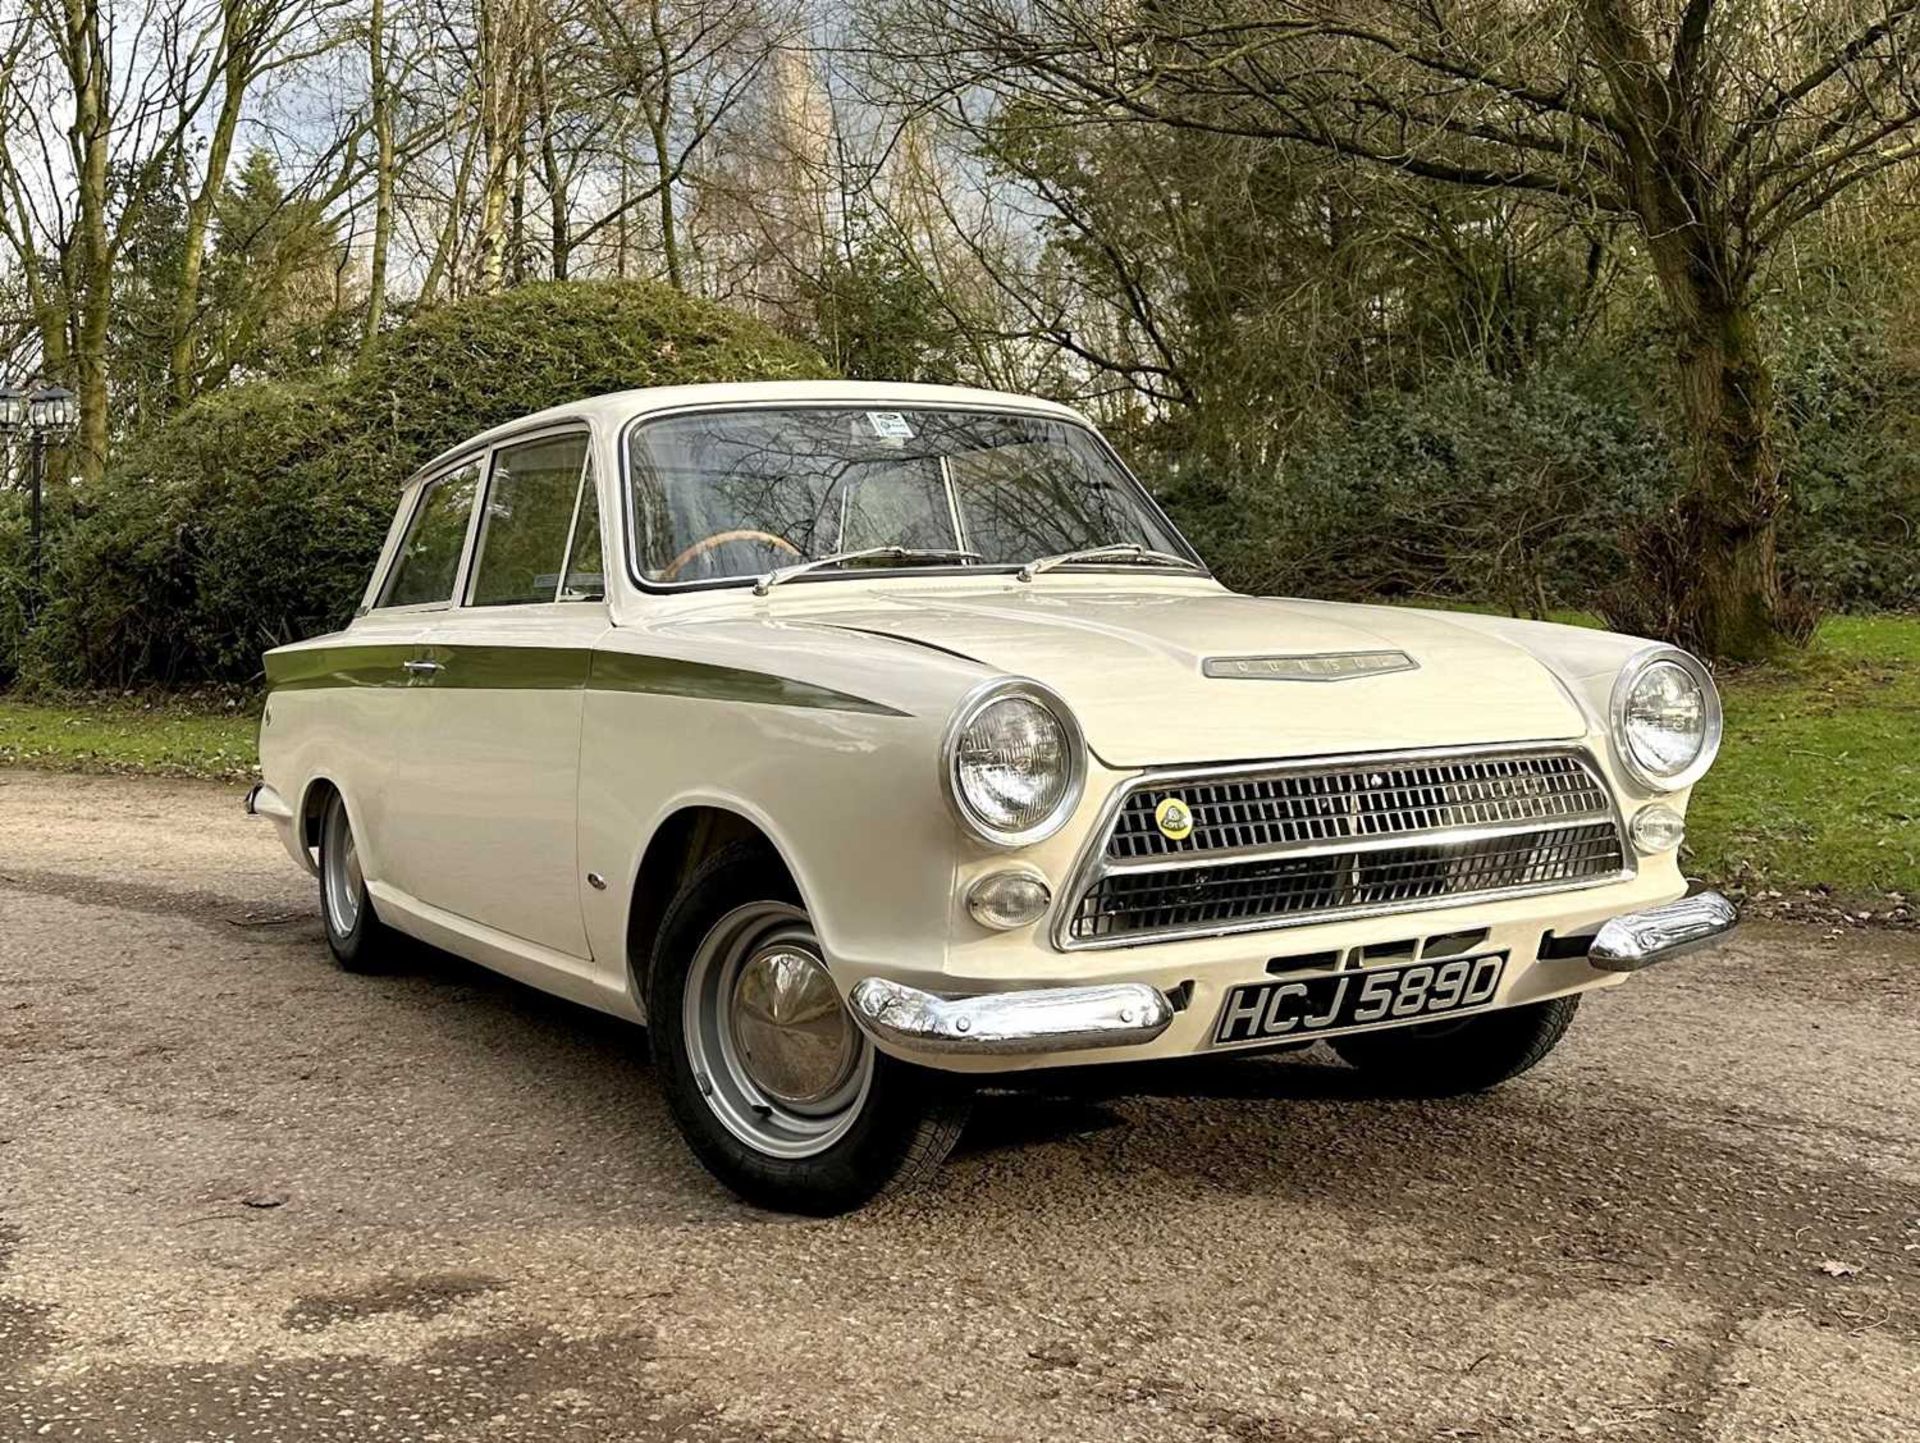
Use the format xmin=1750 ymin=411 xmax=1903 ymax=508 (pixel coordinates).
xmin=615 ymin=399 xmax=1206 ymax=596
xmin=1609 ymin=644 xmax=1724 ymax=793
xmin=1051 ymin=740 xmax=1635 ymax=952
xmin=462 ymin=422 xmax=594 ymax=609
xmin=370 ymin=453 xmax=488 ymax=612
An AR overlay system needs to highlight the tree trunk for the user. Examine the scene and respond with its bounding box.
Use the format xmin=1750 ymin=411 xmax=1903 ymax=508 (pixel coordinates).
xmin=651 ymin=115 xmax=681 ymax=289
xmin=360 ymin=0 xmax=394 ymax=358
xmin=421 ymin=116 xmax=479 ymax=304
xmin=1669 ymin=298 xmax=1787 ymax=660
xmin=1628 ymin=157 xmax=1788 ymax=660
xmin=472 ymin=0 xmax=520 ymax=293
xmin=167 ymin=3 xmax=251 ymax=406
xmin=646 ymin=0 xmax=682 ymax=290
xmin=1582 ymin=0 xmax=1790 ymax=661
xmin=56 ymin=0 xmax=113 ymax=485
xmin=535 ymin=53 xmax=568 ymax=280
xmin=510 ymin=139 xmax=526 ymax=285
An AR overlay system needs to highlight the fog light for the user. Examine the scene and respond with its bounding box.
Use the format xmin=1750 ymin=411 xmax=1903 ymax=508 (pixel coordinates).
xmin=1630 ymin=803 xmax=1686 ymax=855
xmin=966 ymin=870 xmax=1052 ymax=931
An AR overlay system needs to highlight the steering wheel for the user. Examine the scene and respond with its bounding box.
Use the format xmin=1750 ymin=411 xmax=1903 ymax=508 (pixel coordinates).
xmin=661 ymin=529 xmax=800 ymax=582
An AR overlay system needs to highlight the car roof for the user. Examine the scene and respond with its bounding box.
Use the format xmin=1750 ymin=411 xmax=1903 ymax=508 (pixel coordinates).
xmin=403 ymin=380 xmax=1091 ymax=487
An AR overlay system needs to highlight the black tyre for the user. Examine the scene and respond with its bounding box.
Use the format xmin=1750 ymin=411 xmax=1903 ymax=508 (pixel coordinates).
xmin=317 ymin=790 xmax=396 ymax=973
xmin=649 ymin=843 xmax=970 ymax=1215
xmin=1330 ymin=996 xmax=1580 ymax=1096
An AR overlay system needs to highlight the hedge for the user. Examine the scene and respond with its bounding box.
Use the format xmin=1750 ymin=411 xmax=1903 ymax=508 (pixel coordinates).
xmin=8 ymin=281 xmax=830 ymax=688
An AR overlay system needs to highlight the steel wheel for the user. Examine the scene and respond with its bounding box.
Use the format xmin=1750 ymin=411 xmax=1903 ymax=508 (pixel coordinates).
xmin=322 ymin=794 xmax=364 ymax=933
xmin=317 ymin=790 xmax=391 ymax=972
xmin=680 ymin=901 xmax=874 ymax=1159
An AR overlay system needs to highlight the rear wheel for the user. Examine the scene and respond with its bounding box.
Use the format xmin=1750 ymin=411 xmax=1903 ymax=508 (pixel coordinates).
xmin=1330 ymin=996 xmax=1580 ymax=1096
xmin=650 ymin=844 xmax=969 ymax=1214
xmin=318 ymin=791 xmax=395 ymax=973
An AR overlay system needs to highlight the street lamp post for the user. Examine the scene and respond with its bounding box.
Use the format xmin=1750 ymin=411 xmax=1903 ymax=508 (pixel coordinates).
xmin=0 ymin=381 xmax=78 ymax=604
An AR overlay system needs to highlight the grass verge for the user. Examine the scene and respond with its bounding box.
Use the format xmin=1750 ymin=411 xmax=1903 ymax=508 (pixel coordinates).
xmin=1686 ymin=615 xmax=1917 ymax=912
xmin=0 ymin=694 xmax=260 ymax=783
xmin=0 ymin=616 xmax=1913 ymax=906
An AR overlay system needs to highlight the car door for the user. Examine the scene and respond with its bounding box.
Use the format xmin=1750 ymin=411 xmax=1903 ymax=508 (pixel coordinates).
xmin=394 ymin=427 xmax=610 ymax=959
xmin=354 ymin=454 xmax=486 ymax=906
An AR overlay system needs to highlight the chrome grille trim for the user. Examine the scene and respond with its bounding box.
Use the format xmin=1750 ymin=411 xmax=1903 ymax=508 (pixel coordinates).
xmin=1055 ymin=743 xmax=1632 ymax=950
xmin=1106 ymin=751 xmax=1612 ymax=862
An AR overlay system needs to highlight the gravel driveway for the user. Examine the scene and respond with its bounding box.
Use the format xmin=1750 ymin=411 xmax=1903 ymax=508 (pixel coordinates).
xmin=3 ymin=768 xmax=1917 ymax=1442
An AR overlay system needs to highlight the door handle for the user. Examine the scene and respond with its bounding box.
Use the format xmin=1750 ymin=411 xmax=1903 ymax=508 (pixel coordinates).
xmin=402 ymin=659 xmax=443 ymax=676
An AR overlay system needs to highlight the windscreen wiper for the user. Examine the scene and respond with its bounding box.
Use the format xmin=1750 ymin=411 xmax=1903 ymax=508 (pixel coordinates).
xmin=1016 ymin=543 xmax=1204 ymax=582
xmin=753 ymin=546 xmax=981 ymax=596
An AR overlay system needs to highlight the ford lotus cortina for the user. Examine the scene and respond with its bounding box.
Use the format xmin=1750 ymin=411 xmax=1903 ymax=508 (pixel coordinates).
xmin=248 ymin=381 xmax=1735 ymax=1213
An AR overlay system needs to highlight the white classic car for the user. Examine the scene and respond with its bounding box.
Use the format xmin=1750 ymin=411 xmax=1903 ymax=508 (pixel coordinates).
xmin=249 ymin=380 xmax=1736 ymax=1213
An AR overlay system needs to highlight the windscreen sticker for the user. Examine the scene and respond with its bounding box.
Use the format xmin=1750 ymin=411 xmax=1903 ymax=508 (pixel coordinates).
xmin=867 ymin=411 xmax=915 ymax=440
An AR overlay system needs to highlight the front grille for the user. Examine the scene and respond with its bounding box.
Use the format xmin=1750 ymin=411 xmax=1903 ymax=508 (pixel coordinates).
xmin=1066 ymin=749 xmax=1627 ymax=946
xmin=1108 ymin=752 xmax=1611 ymax=860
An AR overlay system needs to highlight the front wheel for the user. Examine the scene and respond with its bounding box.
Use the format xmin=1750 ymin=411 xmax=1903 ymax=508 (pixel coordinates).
xmin=650 ymin=845 xmax=969 ymax=1214
xmin=1330 ymin=996 xmax=1580 ymax=1096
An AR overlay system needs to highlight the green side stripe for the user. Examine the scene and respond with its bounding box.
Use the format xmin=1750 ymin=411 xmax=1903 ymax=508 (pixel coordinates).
xmin=264 ymin=644 xmax=420 ymax=692
xmin=587 ymin=650 xmax=906 ymax=715
xmin=430 ymin=644 xmax=590 ymax=691
xmin=265 ymin=642 xmax=905 ymax=716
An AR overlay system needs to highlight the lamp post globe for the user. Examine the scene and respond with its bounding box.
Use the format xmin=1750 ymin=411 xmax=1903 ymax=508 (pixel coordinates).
xmin=27 ymin=384 xmax=77 ymax=436
xmin=0 ymin=383 xmax=27 ymax=434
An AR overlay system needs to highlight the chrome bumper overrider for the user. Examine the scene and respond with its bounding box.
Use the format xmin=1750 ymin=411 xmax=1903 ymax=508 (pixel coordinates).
xmin=848 ymin=978 xmax=1175 ymax=1055
xmin=243 ymin=783 xmax=292 ymax=821
xmin=1588 ymin=891 xmax=1738 ymax=972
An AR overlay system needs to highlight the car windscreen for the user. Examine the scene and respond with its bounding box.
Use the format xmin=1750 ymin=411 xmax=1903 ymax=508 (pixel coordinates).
xmin=625 ymin=407 xmax=1192 ymax=585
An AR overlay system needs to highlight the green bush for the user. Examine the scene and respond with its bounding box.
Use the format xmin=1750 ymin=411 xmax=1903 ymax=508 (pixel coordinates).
xmin=1774 ymin=308 xmax=1920 ymax=612
xmin=1156 ymin=335 xmax=1916 ymax=620
xmin=1159 ymin=362 xmax=1676 ymax=614
xmin=15 ymin=281 xmax=830 ymax=688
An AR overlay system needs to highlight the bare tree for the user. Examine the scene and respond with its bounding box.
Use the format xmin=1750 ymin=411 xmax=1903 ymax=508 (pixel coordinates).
xmin=359 ymin=0 xmax=395 ymax=352
xmin=887 ymin=0 xmax=1920 ymax=658
xmin=579 ymin=0 xmax=795 ymax=288
xmin=165 ymin=0 xmax=357 ymax=402
xmin=470 ymin=0 xmax=539 ymax=291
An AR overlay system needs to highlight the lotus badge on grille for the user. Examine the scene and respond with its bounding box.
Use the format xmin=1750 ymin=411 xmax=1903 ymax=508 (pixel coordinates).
xmin=1202 ymin=651 xmax=1418 ymax=681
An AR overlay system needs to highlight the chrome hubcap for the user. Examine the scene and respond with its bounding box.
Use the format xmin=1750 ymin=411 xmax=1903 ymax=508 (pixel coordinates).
xmin=323 ymin=800 xmax=362 ymax=933
xmin=730 ymin=948 xmax=860 ymax=1108
xmin=682 ymin=903 xmax=873 ymax=1158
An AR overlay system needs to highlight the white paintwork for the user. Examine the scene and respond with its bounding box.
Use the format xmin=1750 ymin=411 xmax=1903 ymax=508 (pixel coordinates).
xmin=258 ymin=380 xmax=1717 ymax=1073
xmin=412 ymin=603 xmax=611 ymax=957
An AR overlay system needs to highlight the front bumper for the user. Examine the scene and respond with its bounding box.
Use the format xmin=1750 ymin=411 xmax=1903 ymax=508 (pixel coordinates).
xmin=850 ymin=978 xmax=1174 ymax=1054
xmin=1587 ymin=890 xmax=1738 ymax=971
xmin=846 ymin=890 xmax=1737 ymax=1061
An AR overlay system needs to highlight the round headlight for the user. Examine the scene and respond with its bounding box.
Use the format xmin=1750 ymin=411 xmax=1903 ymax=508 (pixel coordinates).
xmin=943 ymin=680 xmax=1084 ymax=846
xmin=1611 ymin=648 xmax=1722 ymax=791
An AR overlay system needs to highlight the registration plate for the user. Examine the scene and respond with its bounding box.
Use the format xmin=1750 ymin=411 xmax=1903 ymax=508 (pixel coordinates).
xmin=1212 ymin=952 xmax=1508 ymax=1049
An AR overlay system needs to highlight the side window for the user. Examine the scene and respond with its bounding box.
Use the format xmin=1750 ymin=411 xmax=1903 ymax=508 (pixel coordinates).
xmin=380 ymin=462 xmax=481 ymax=608
xmin=561 ymin=455 xmax=604 ymax=601
xmin=467 ymin=434 xmax=591 ymax=607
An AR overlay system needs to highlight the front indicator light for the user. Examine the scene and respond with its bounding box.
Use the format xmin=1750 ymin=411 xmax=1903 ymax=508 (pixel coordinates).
xmin=1630 ymin=804 xmax=1686 ymax=855
xmin=967 ymin=870 xmax=1053 ymax=931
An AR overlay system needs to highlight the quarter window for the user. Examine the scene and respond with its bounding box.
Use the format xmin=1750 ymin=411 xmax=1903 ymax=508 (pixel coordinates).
xmin=561 ymin=464 xmax=604 ymax=601
xmin=380 ymin=462 xmax=481 ymax=608
xmin=467 ymin=434 xmax=593 ymax=607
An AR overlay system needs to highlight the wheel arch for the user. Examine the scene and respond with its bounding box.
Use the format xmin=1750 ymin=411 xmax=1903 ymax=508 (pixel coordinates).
xmin=624 ymin=803 xmax=808 ymax=1014
xmin=294 ymin=775 xmax=342 ymax=875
